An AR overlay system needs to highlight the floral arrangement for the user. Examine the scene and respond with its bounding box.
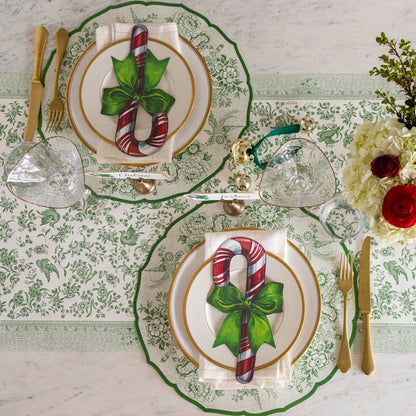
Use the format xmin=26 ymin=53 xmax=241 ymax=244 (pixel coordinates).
xmin=343 ymin=118 xmax=416 ymax=241
xmin=343 ymin=33 xmax=416 ymax=242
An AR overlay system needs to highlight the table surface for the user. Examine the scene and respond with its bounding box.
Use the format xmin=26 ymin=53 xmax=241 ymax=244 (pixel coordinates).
xmin=1 ymin=1 xmax=415 ymax=415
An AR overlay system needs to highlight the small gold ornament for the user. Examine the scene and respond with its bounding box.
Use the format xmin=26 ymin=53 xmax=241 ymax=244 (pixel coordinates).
xmin=235 ymin=173 xmax=252 ymax=191
xmin=300 ymin=116 xmax=316 ymax=134
xmin=230 ymin=138 xmax=254 ymax=164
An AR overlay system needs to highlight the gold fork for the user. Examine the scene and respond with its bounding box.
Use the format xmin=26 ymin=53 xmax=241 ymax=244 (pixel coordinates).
xmin=337 ymin=253 xmax=353 ymax=373
xmin=46 ymin=28 xmax=69 ymax=132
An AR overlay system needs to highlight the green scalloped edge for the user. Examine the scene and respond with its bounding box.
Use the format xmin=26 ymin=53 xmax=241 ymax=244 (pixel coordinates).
xmin=133 ymin=200 xmax=358 ymax=415
xmin=39 ymin=0 xmax=253 ymax=205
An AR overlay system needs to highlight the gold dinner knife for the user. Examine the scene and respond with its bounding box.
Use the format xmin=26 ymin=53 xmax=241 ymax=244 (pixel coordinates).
xmin=358 ymin=236 xmax=374 ymax=375
xmin=23 ymin=25 xmax=49 ymax=142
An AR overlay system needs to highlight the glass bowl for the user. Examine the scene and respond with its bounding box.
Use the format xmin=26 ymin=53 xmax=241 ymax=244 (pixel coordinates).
xmin=319 ymin=193 xmax=366 ymax=239
xmin=258 ymin=138 xmax=336 ymax=208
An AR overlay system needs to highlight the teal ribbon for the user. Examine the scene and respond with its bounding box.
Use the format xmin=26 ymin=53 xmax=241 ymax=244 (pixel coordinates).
xmin=252 ymin=123 xmax=301 ymax=169
xmin=206 ymin=282 xmax=283 ymax=357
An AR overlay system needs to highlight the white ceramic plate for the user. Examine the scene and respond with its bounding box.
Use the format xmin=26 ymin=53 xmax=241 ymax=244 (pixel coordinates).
xmin=168 ymin=236 xmax=321 ymax=368
xmin=80 ymin=38 xmax=194 ymax=145
xmin=66 ymin=36 xmax=212 ymax=165
xmin=184 ymin=252 xmax=305 ymax=370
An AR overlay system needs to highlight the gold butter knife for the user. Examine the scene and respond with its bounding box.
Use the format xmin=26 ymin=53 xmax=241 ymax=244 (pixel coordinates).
xmin=23 ymin=25 xmax=49 ymax=142
xmin=358 ymin=236 xmax=374 ymax=375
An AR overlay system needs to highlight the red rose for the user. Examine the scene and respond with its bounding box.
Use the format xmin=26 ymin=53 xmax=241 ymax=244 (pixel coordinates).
xmin=371 ymin=154 xmax=401 ymax=178
xmin=382 ymin=184 xmax=416 ymax=228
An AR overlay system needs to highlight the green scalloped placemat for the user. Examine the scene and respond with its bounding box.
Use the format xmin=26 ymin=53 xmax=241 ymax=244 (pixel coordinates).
xmin=134 ymin=200 xmax=356 ymax=415
xmin=36 ymin=1 xmax=252 ymax=204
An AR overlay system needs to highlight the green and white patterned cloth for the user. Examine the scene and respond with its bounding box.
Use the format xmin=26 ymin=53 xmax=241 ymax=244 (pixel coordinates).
xmin=0 ymin=2 xmax=415 ymax=415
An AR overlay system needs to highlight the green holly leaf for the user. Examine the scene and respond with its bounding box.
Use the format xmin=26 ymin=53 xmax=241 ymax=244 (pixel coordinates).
xmin=101 ymin=49 xmax=174 ymax=117
xmin=143 ymin=49 xmax=170 ymax=91
xmin=112 ymin=51 xmax=138 ymax=91
xmin=247 ymin=309 xmax=276 ymax=355
xmin=207 ymin=283 xmax=244 ymax=313
xmin=101 ymin=87 xmax=133 ymax=116
xmin=212 ymin=309 xmax=242 ymax=357
xmin=252 ymin=282 xmax=284 ymax=315
xmin=140 ymin=88 xmax=175 ymax=115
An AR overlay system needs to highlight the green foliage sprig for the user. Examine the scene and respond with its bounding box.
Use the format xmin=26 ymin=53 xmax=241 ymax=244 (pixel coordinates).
xmin=369 ymin=32 xmax=416 ymax=129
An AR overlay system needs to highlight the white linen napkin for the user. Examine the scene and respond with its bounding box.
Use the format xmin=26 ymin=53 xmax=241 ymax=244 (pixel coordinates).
xmin=200 ymin=229 xmax=291 ymax=389
xmin=95 ymin=23 xmax=179 ymax=164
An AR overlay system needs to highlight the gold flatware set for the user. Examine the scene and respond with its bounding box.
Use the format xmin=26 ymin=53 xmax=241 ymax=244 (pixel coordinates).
xmin=358 ymin=236 xmax=374 ymax=374
xmin=337 ymin=253 xmax=353 ymax=373
xmin=338 ymin=236 xmax=374 ymax=375
xmin=25 ymin=26 xmax=49 ymax=142
xmin=46 ymin=28 xmax=69 ymax=132
xmin=26 ymin=26 xmax=68 ymax=139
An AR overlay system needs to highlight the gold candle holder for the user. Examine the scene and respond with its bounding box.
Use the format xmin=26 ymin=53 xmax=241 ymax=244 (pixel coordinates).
xmin=223 ymin=199 xmax=245 ymax=216
xmin=133 ymin=179 xmax=156 ymax=195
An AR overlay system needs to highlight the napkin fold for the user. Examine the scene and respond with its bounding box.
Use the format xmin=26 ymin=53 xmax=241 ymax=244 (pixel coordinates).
xmin=200 ymin=229 xmax=291 ymax=389
xmin=95 ymin=23 xmax=179 ymax=165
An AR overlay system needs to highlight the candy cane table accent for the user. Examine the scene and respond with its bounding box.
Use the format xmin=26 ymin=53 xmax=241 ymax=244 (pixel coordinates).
xmin=115 ymin=24 xmax=169 ymax=157
xmin=212 ymin=237 xmax=266 ymax=383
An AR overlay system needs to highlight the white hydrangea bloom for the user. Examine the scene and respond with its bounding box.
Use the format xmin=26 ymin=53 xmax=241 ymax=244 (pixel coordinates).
xmin=343 ymin=117 xmax=416 ymax=242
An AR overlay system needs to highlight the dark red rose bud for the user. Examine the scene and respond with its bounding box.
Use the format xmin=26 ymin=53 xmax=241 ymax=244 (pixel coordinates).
xmin=371 ymin=154 xmax=401 ymax=178
xmin=382 ymin=184 xmax=416 ymax=228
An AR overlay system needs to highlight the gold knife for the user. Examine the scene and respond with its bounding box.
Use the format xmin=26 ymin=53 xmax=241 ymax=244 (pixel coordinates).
xmin=23 ymin=25 xmax=49 ymax=142
xmin=358 ymin=236 xmax=374 ymax=375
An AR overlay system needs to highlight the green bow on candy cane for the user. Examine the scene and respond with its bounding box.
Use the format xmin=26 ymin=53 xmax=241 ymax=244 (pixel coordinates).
xmin=101 ymin=49 xmax=175 ymax=116
xmin=207 ymin=282 xmax=284 ymax=357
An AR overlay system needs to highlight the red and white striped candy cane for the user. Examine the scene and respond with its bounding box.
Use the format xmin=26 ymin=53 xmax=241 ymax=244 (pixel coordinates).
xmin=115 ymin=24 xmax=169 ymax=157
xmin=213 ymin=237 xmax=266 ymax=384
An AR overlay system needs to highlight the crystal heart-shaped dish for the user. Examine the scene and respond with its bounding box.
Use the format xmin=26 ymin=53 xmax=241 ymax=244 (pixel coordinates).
xmin=259 ymin=138 xmax=336 ymax=208
xmin=6 ymin=136 xmax=85 ymax=208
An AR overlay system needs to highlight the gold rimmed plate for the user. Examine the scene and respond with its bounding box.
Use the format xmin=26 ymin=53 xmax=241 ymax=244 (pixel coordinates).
xmin=184 ymin=251 xmax=305 ymax=371
xmin=80 ymin=38 xmax=195 ymax=146
xmin=168 ymin=231 xmax=321 ymax=369
xmin=66 ymin=36 xmax=212 ymax=166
